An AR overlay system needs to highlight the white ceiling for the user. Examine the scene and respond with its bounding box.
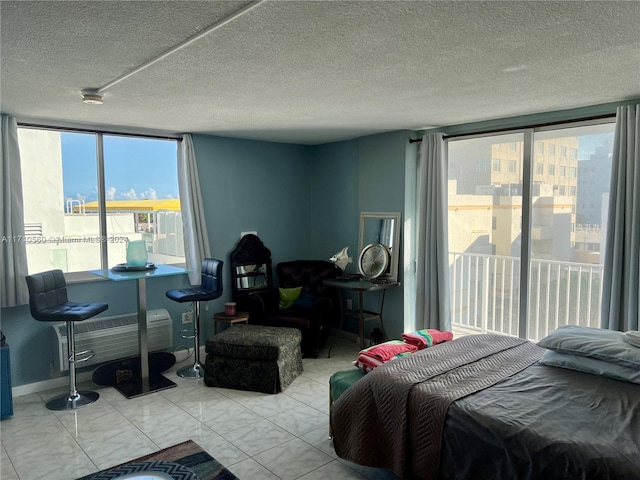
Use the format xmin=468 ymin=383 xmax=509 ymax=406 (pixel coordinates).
xmin=1 ymin=1 xmax=639 ymax=145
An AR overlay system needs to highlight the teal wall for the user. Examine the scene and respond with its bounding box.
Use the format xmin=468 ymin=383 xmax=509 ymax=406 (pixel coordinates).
xmin=191 ymin=135 xmax=314 ymax=342
xmin=10 ymin=99 xmax=632 ymax=388
xmin=1 ymin=129 xmax=414 ymax=387
xmin=0 ymin=274 xmax=190 ymax=386
xmin=309 ymin=130 xmax=414 ymax=340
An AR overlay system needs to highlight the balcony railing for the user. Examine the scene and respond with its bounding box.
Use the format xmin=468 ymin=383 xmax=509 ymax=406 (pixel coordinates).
xmin=449 ymin=252 xmax=604 ymax=342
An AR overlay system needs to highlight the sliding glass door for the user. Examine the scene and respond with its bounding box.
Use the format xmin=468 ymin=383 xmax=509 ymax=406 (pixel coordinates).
xmin=447 ymin=121 xmax=614 ymax=340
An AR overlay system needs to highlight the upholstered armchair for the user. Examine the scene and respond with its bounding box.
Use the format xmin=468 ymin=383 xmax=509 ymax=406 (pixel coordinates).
xmin=247 ymin=260 xmax=342 ymax=358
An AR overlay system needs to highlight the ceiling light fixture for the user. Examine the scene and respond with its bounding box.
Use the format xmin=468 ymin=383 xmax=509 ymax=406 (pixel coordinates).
xmin=81 ymin=90 xmax=103 ymax=105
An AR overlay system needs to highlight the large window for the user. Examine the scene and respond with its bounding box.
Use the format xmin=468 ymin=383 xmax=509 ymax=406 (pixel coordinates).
xmin=17 ymin=127 xmax=184 ymax=274
xmin=447 ymin=121 xmax=615 ymax=341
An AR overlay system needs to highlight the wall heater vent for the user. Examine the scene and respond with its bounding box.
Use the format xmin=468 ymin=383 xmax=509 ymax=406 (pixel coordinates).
xmin=52 ymin=309 xmax=173 ymax=372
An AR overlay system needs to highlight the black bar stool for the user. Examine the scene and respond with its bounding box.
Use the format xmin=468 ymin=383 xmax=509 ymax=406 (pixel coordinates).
xmin=26 ymin=269 xmax=108 ymax=411
xmin=166 ymin=258 xmax=223 ymax=378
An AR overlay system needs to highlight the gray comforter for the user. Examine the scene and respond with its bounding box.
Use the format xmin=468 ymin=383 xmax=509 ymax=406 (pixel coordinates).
xmin=331 ymin=334 xmax=543 ymax=479
xmin=330 ymin=334 xmax=640 ymax=480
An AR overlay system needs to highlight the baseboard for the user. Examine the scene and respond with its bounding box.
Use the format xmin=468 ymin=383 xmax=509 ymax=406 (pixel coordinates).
xmin=12 ymin=371 xmax=93 ymax=398
xmin=14 ymin=347 xmax=204 ymax=398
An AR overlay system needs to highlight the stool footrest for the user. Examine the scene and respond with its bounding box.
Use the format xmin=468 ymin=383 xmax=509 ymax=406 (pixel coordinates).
xmin=179 ymin=329 xmax=196 ymax=339
xmin=74 ymin=350 xmax=95 ymax=363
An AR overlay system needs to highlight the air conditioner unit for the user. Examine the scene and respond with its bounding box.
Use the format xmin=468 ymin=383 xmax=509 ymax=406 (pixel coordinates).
xmin=52 ymin=309 xmax=173 ymax=372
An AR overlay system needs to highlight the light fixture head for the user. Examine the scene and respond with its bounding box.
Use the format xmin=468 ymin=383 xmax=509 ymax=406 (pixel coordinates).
xmin=81 ymin=90 xmax=103 ymax=105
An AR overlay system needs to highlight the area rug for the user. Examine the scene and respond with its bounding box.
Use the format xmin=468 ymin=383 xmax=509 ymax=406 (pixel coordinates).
xmin=76 ymin=440 xmax=238 ymax=480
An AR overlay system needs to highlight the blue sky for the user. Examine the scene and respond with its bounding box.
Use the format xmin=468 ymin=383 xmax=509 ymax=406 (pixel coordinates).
xmin=61 ymin=133 xmax=179 ymax=202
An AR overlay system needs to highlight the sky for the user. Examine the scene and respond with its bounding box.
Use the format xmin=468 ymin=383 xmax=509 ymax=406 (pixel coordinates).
xmin=61 ymin=133 xmax=179 ymax=203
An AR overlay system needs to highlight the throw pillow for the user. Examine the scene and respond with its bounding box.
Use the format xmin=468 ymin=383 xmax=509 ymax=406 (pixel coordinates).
xmin=539 ymin=350 xmax=640 ymax=385
xmin=293 ymin=292 xmax=316 ymax=309
xmin=537 ymin=325 xmax=640 ymax=369
xmin=279 ymin=287 xmax=302 ymax=310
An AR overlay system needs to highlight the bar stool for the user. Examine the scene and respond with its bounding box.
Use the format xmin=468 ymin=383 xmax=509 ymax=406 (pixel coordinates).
xmin=26 ymin=269 xmax=108 ymax=411
xmin=166 ymin=258 xmax=223 ymax=378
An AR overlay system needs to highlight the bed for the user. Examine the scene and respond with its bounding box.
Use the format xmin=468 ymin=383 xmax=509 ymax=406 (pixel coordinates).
xmin=330 ymin=334 xmax=640 ymax=480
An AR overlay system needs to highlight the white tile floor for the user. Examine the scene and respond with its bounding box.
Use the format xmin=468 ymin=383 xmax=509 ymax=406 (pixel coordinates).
xmin=0 ymin=336 xmax=402 ymax=480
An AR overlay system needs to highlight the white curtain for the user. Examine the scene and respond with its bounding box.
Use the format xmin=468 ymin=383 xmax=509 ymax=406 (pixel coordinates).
xmin=177 ymin=134 xmax=211 ymax=285
xmin=601 ymin=104 xmax=640 ymax=332
xmin=415 ymin=132 xmax=451 ymax=331
xmin=1 ymin=115 xmax=29 ymax=307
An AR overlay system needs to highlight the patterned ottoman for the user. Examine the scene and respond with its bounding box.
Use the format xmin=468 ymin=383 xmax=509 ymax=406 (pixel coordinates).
xmin=204 ymin=324 xmax=303 ymax=394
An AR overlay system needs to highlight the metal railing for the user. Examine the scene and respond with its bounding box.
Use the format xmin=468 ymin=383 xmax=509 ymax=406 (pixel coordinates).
xmin=449 ymin=252 xmax=604 ymax=342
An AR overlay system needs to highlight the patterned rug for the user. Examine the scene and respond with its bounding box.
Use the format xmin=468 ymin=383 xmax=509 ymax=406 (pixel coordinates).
xmin=76 ymin=440 xmax=238 ymax=480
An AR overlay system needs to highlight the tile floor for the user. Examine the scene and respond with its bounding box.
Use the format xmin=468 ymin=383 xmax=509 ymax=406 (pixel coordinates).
xmin=0 ymin=335 xmax=402 ymax=480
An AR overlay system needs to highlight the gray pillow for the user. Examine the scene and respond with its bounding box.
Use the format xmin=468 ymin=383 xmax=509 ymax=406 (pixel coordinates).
xmin=537 ymin=325 xmax=640 ymax=369
xmin=540 ymin=350 xmax=640 ymax=384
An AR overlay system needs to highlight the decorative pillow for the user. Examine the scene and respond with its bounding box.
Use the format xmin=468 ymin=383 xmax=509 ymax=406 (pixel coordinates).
xmin=537 ymin=325 xmax=640 ymax=369
xmin=279 ymin=287 xmax=302 ymax=310
xmin=293 ymin=292 xmax=315 ymax=310
xmin=539 ymin=350 xmax=640 ymax=385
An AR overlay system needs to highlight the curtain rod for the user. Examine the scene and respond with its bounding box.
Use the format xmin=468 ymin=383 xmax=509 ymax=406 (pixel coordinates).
xmin=409 ymin=113 xmax=616 ymax=143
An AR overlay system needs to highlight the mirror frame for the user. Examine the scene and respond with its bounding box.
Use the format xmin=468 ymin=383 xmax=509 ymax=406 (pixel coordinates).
xmin=358 ymin=211 xmax=401 ymax=282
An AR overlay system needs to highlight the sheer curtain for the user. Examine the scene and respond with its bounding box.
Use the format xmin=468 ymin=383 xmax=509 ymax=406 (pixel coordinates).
xmin=1 ymin=115 xmax=29 ymax=307
xmin=415 ymin=132 xmax=451 ymax=331
xmin=601 ymin=104 xmax=640 ymax=332
xmin=177 ymin=134 xmax=211 ymax=285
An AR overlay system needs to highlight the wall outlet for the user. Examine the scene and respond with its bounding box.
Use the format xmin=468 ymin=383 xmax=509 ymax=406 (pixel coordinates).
xmin=181 ymin=312 xmax=193 ymax=324
xmin=346 ymin=299 xmax=353 ymax=310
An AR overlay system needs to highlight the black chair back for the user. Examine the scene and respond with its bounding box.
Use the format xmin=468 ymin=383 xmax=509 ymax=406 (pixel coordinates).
xmin=25 ymin=269 xmax=69 ymax=321
xmin=201 ymin=258 xmax=223 ymax=296
xmin=26 ymin=269 xmax=108 ymax=322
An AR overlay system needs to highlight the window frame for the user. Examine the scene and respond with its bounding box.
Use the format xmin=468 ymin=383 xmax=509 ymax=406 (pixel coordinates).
xmin=444 ymin=115 xmax=615 ymax=339
xmin=17 ymin=122 xmax=183 ymax=281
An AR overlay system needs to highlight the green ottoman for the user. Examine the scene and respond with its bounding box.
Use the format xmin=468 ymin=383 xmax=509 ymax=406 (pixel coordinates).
xmin=204 ymin=324 xmax=303 ymax=394
xmin=329 ymin=367 xmax=366 ymax=437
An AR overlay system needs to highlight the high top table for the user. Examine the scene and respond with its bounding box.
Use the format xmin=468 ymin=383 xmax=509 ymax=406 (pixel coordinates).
xmin=91 ymin=264 xmax=189 ymax=398
xmin=324 ymin=278 xmax=400 ymax=356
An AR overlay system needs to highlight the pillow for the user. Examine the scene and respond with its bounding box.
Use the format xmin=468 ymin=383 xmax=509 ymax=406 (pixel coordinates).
xmin=539 ymin=350 xmax=640 ymax=385
xmin=537 ymin=325 xmax=640 ymax=369
xmin=293 ymin=292 xmax=315 ymax=310
xmin=279 ymin=287 xmax=302 ymax=310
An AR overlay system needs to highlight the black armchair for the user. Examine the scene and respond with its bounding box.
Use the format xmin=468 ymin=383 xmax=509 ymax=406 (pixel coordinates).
xmin=248 ymin=260 xmax=341 ymax=358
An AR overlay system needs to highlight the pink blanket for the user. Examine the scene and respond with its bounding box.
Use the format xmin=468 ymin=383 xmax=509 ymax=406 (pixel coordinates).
xmin=354 ymin=340 xmax=418 ymax=373
xmin=402 ymin=329 xmax=453 ymax=349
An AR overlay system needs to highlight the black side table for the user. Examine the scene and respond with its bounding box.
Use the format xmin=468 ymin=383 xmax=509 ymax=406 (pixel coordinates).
xmin=324 ymin=278 xmax=400 ymax=356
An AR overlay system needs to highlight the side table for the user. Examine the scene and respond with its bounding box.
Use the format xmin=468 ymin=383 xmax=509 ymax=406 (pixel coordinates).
xmin=324 ymin=278 xmax=400 ymax=356
xmin=214 ymin=311 xmax=249 ymax=333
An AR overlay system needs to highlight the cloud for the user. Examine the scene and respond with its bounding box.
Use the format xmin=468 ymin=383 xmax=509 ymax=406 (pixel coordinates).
xmin=106 ymin=187 xmax=116 ymax=200
xmin=140 ymin=188 xmax=157 ymax=200
xmin=120 ymin=188 xmax=137 ymax=200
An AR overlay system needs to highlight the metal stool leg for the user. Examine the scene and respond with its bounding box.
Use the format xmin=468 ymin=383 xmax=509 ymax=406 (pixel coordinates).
xmin=177 ymin=302 xmax=204 ymax=378
xmin=46 ymin=321 xmax=99 ymax=411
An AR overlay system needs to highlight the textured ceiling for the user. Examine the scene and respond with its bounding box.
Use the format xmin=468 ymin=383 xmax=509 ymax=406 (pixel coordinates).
xmin=1 ymin=1 xmax=639 ymax=145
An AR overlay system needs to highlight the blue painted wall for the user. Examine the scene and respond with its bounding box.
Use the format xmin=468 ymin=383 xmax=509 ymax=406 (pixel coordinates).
xmin=309 ymin=130 xmax=413 ymax=340
xmin=1 ymin=128 xmax=414 ymax=387
xmin=191 ymin=134 xmax=315 ymax=342
xmin=0 ymin=274 xmax=190 ymax=386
